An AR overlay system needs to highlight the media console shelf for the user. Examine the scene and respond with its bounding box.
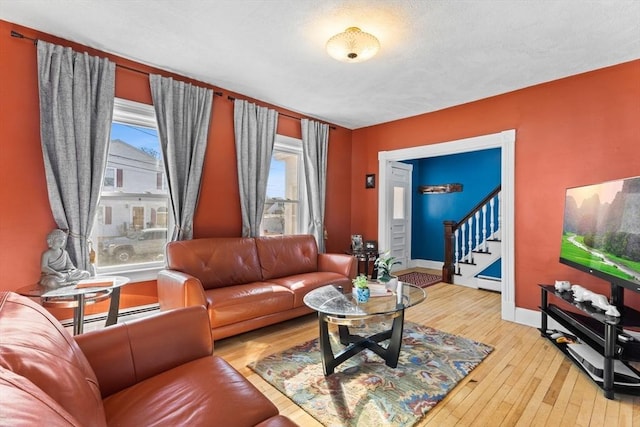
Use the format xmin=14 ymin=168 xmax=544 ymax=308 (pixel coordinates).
xmin=538 ymin=284 xmax=640 ymax=400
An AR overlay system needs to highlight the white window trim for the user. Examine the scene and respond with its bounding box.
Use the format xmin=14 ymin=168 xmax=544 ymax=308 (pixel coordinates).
xmin=94 ymin=98 xmax=170 ymax=282
xmin=266 ymin=135 xmax=307 ymax=235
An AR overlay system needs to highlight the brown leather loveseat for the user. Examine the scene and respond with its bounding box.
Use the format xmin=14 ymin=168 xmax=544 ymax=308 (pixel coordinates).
xmin=0 ymin=291 xmax=297 ymax=427
xmin=158 ymin=234 xmax=357 ymax=339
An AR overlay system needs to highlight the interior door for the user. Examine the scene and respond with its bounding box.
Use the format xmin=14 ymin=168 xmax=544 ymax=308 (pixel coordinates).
xmin=386 ymin=161 xmax=412 ymax=271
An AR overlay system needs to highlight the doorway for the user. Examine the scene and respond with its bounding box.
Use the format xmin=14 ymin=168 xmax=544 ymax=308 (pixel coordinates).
xmin=378 ymin=130 xmax=516 ymax=322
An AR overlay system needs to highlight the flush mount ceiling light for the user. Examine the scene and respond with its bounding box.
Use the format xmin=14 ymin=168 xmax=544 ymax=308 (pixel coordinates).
xmin=326 ymin=27 xmax=380 ymax=63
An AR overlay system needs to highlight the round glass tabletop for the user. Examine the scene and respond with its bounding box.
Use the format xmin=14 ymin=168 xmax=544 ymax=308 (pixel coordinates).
xmin=303 ymin=282 xmax=426 ymax=318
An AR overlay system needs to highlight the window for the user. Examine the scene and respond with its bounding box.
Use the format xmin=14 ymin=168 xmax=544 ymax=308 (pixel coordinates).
xmin=91 ymin=98 xmax=169 ymax=272
xmin=261 ymin=135 xmax=306 ymax=236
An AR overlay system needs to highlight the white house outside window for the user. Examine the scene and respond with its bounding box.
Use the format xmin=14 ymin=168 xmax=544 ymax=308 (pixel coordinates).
xmin=262 ymin=135 xmax=306 ymax=236
xmin=91 ymin=98 xmax=169 ymax=275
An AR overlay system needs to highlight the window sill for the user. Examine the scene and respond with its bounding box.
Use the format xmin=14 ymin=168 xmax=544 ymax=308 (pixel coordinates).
xmin=96 ymin=263 xmax=163 ymax=283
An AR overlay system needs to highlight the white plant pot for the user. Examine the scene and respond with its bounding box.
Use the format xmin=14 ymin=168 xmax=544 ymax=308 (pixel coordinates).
xmin=385 ymin=276 xmax=398 ymax=291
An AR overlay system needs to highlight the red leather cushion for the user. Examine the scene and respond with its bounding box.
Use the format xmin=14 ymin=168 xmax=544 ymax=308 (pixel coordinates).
xmin=0 ymin=367 xmax=81 ymax=426
xmin=166 ymin=237 xmax=263 ymax=289
xmin=204 ymin=282 xmax=295 ymax=327
xmin=255 ymin=235 xmax=318 ymax=280
xmin=103 ymin=356 xmax=279 ymax=427
xmin=0 ymin=292 xmax=106 ymax=426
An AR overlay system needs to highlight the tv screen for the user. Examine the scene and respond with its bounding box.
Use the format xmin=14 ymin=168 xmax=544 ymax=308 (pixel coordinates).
xmin=560 ymin=175 xmax=640 ymax=293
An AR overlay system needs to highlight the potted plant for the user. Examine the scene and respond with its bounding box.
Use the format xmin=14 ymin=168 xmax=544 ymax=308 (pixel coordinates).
xmin=352 ymin=274 xmax=370 ymax=303
xmin=374 ymin=251 xmax=400 ymax=283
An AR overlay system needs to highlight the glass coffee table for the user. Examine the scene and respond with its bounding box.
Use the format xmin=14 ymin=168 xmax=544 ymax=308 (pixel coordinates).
xmin=303 ymin=282 xmax=426 ymax=375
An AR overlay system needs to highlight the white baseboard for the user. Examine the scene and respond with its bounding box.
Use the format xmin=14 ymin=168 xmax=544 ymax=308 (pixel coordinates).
xmin=408 ymin=259 xmax=443 ymax=270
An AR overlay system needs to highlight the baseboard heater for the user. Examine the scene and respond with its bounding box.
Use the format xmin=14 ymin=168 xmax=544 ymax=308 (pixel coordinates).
xmin=60 ymin=304 xmax=160 ymax=328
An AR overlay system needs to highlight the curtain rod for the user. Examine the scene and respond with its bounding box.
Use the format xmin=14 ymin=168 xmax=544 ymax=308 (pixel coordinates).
xmin=226 ymin=95 xmax=336 ymax=130
xmin=10 ymin=31 xmax=224 ymax=97
xmin=11 ymin=30 xmax=335 ymax=128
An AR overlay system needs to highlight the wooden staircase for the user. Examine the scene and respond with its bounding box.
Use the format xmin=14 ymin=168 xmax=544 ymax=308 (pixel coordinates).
xmin=443 ymin=185 xmax=502 ymax=289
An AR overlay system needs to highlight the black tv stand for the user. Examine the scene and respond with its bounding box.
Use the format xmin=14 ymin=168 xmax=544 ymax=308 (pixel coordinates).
xmin=538 ymin=283 xmax=640 ymax=400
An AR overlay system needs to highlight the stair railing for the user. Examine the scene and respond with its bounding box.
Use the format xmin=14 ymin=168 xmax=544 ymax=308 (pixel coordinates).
xmin=443 ymin=185 xmax=501 ymax=283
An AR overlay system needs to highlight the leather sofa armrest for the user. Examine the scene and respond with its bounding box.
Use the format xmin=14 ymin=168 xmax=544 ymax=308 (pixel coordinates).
xmin=318 ymin=253 xmax=357 ymax=279
xmin=75 ymin=306 xmax=213 ymax=398
xmin=157 ymin=269 xmax=207 ymax=310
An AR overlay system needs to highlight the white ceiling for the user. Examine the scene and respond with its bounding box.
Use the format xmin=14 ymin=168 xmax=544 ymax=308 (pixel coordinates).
xmin=1 ymin=1 xmax=639 ymax=129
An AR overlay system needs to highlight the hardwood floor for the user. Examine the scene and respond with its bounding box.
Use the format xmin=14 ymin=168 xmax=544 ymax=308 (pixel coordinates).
xmin=213 ymin=275 xmax=640 ymax=426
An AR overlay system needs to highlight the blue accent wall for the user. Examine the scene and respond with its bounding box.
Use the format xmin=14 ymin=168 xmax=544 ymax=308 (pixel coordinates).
xmin=480 ymin=259 xmax=502 ymax=278
xmin=410 ymin=148 xmax=501 ymax=262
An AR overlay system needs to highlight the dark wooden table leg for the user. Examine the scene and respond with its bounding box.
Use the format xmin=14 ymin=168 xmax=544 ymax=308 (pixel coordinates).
xmin=384 ymin=309 xmax=405 ymax=368
xmin=319 ymin=313 xmax=336 ymax=375
xmin=105 ymin=287 xmax=121 ymax=326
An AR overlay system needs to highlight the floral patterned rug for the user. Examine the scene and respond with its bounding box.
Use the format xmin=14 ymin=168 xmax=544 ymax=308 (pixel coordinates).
xmin=249 ymin=322 xmax=493 ymax=427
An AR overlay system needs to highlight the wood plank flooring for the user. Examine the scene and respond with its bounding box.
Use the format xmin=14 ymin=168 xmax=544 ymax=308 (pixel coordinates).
xmin=212 ymin=274 xmax=640 ymax=426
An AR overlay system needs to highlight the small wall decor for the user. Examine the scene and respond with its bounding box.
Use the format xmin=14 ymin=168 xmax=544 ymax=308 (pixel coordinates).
xmin=351 ymin=234 xmax=363 ymax=251
xmin=418 ymin=183 xmax=463 ymax=194
xmin=365 ymin=174 xmax=376 ymax=189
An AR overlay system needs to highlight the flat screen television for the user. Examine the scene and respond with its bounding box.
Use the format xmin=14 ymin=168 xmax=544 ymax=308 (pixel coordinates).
xmin=560 ymin=175 xmax=640 ymax=298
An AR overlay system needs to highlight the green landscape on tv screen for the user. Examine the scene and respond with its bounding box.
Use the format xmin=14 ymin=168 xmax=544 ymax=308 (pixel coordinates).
xmin=560 ymin=176 xmax=640 ymax=286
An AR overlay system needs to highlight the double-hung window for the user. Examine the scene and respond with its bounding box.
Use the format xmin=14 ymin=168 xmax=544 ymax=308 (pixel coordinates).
xmin=91 ymin=98 xmax=169 ymax=275
xmin=262 ymin=135 xmax=306 ymax=236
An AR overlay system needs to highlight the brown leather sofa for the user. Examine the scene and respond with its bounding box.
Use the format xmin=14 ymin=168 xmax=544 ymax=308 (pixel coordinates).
xmin=158 ymin=234 xmax=357 ymax=339
xmin=0 ymin=291 xmax=297 ymax=427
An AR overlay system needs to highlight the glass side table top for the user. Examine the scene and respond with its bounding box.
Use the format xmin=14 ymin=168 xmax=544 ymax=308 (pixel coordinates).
xmin=17 ymin=276 xmax=130 ymax=298
xmin=303 ymin=282 xmax=426 ymax=318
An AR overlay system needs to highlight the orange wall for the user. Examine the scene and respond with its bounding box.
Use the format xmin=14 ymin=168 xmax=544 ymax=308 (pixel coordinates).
xmin=352 ymin=60 xmax=640 ymax=311
xmin=0 ymin=20 xmax=353 ymax=317
xmin=2 ymin=18 xmax=638 ymax=317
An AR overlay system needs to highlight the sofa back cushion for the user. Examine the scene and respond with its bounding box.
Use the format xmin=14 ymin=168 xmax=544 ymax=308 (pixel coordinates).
xmin=0 ymin=292 xmax=106 ymax=427
xmin=166 ymin=237 xmax=263 ymax=289
xmin=256 ymin=235 xmax=318 ymax=280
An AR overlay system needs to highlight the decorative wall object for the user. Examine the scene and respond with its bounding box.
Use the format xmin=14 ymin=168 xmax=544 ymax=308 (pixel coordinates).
xmin=365 ymin=174 xmax=376 ymax=189
xmin=418 ymin=183 xmax=463 ymax=194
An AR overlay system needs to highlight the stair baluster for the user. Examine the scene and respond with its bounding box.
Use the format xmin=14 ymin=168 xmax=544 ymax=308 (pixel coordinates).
xmin=442 ymin=185 xmax=501 ymax=284
xmin=481 ymin=205 xmax=487 ymax=252
xmin=467 ymin=216 xmax=474 ymax=263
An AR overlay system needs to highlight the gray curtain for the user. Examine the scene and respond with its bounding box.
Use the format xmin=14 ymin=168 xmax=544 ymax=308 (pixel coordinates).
xmin=37 ymin=41 xmax=115 ymax=270
xmin=301 ymin=119 xmax=329 ymax=253
xmin=233 ymin=100 xmax=278 ymax=237
xmin=150 ymin=75 xmax=213 ymax=241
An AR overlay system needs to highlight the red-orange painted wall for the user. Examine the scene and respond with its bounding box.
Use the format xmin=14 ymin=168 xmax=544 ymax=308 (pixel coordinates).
xmin=352 ymin=60 xmax=640 ymax=311
xmin=1 ymin=19 xmax=638 ymax=318
xmin=0 ymin=20 xmax=353 ymax=318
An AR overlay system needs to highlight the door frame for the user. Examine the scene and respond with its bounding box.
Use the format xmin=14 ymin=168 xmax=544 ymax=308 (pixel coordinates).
xmin=378 ymin=129 xmax=516 ymax=322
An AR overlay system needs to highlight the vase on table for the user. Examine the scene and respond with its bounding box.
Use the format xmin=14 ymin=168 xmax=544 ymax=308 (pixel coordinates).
xmin=355 ymin=286 xmax=370 ymax=303
xmin=379 ymin=274 xmax=398 ymax=292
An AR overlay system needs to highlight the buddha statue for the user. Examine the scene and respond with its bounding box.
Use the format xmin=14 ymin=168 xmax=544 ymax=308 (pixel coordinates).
xmin=39 ymin=229 xmax=90 ymax=288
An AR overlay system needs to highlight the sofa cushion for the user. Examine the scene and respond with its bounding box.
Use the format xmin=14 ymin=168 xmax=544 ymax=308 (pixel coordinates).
xmin=256 ymin=235 xmax=318 ymax=280
xmin=268 ymin=272 xmax=352 ymax=307
xmin=0 ymin=367 xmax=81 ymax=426
xmin=0 ymin=292 xmax=106 ymax=427
xmin=166 ymin=237 xmax=263 ymax=289
xmin=103 ymin=356 xmax=279 ymax=427
xmin=205 ymin=282 xmax=294 ymax=328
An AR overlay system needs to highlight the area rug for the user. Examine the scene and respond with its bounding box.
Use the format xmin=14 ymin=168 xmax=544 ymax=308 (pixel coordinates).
xmin=249 ymin=322 xmax=493 ymax=427
xmin=397 ymin=272 xmax=442 ymax=288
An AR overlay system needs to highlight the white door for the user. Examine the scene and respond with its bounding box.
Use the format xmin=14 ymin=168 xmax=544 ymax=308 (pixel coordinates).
xmin=386 ymin=161 xmax=412 ymax=271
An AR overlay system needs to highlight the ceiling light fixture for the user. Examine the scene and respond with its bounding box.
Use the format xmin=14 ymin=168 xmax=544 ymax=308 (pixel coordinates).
xmin=326 ymin=27 xmax=380 ymax=63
